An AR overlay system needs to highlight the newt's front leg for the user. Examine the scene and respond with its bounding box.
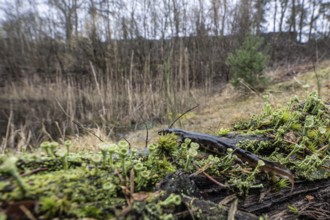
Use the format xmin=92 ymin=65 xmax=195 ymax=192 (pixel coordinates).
xmin=159 ymin=128 xmax=294 ymax=192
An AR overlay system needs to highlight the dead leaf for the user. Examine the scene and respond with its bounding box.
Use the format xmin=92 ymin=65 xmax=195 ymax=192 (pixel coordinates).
xmin=132 ymin=192 xmax=152 ymax=201
xmin=305 ymin=195 xmax=314 ymax=202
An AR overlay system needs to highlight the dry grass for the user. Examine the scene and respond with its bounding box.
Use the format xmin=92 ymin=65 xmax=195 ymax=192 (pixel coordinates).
xmin=0 ymin=70 xmax=199 ymax=152
xmin=69 ymin=128 xmax=113 ymax=152
xmin=125 ymin=59 xmax=330 ymax=148
xmin=1 ymin=59 xmax=329 ymax=152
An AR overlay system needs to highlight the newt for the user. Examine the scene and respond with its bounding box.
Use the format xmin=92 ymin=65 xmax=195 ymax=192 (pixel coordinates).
xmin=159 ymin=128 xmax=294 ymax=192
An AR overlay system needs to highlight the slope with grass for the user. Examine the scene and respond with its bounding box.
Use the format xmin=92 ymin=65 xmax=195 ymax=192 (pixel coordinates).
xmin=1 ymin=88 xmax=330 ymax=219
xmin=124 ymin=60 xmax=330 ymax=148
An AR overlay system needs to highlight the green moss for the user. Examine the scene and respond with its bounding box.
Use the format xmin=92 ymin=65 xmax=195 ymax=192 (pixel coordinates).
xmin=274 ymin=178 xmax=290 ymax=191
xmin=156 ymin=133 xmax=178 ymax=158
xmin=233 ymin=93 xmax=330 ymax=183
xmin=218 ymin=128 xmax=231 ymax=136
xmin=1 ymin=93 xmax=330 ymax=219
xmin=0 ymin=150 xmax=144 ymax=219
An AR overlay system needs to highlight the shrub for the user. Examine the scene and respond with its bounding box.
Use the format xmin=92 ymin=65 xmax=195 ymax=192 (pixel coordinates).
xmin=227 ymin=35 xmax=268 ymax=91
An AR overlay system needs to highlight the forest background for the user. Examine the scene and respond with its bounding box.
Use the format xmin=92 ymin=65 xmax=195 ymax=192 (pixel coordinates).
xmin=1 ymin=0 xmax=330 ymax=149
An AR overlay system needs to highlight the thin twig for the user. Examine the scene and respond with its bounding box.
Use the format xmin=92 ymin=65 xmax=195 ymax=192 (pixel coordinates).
xmin=21 ymin=168 xmax=48 ymax=177
xmin=175 ymin=208 xmax=197 ymax=220
xmin=54 ymin=121 xmax=64 ymax=141
xmin=19 ymin=205 xmax=37 ymax=220
xmin=267 ymin=134 xmax=298 ymax=145
xmin=118 ymin=135 xmax=132 ymax=150
xmin=218 ymin=194 xmax=237 ymax=206
xmin=117 ymin=205 xmax=133 ymax=218
xmin=190 ymin=162 xmax=212 ymax=177
xmin=90 ymin=61 xmax=106 ymax=116
xmin=201 ymin=171 xmax=227 ymax=188
xmin=144 ymin=122 xmax=149 ymax=148
xmin=55 ymin=98 xmax=104 ymax=142
xmin=72 ymin=120 xmax=104 ymax=142
xmin=130 ymin=169 xmax=135 ymax=196
xmin=227 ymin=198 xmax=238 ymax=220
xmin=238 ymin=79 xmax=263 ymax=100
xmin=3 ymin=109 xmax=13 ymax=153
xmin=180 ymin=194 xmax=197 ymax=220
xmin=41 ymin=122 xmax=53 ymax=141
xmin=115 ymin=169 xmax=132 ymax=207
xmin=317 ymin=144 xmax=328 ymax=153
xmin=193 ymin=164 xmax=227 ymax=188
xmin=169 ymin=104 xmax=199 ymax=128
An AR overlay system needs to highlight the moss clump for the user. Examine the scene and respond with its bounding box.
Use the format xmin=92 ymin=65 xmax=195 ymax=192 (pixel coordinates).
xmin=156 ymin=133 xmax=178 ymax=158
xmin=1 ymin=93 xmax=330 ymax=219
xmin=233 ymin=92 xmax=330 ymax=181
xmin=0 ymin=137 xmax=185 ymax=219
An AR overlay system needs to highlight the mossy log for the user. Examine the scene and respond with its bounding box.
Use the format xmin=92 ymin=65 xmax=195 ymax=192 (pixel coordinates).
xmin=1 ymin=93 xmax=330 ymax=219
xmin=158 ymin=165 xmax=330 ymax=219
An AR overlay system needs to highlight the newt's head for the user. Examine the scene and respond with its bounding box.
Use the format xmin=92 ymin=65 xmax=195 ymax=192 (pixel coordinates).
xmin=158 ymin=128 xmax=185 ymax=136
xmin=158 ymin=128 xmax=173 ymax=135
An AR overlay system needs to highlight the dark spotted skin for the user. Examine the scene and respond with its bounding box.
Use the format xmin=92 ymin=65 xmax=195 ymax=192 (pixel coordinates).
xmin=159 ymin=128 xmax=294 ymax=192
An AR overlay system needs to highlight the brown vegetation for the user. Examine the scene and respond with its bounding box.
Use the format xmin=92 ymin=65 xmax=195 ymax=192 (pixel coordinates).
xmin=1 ymin=0 xmax=330 ymax=150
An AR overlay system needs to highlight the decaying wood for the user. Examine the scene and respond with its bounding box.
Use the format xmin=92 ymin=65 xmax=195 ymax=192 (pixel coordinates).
xmin=161 ymin=128 xmax=295 ymax=191
xmin=158 ymin=169 xmax=330 ymax=219
xmin=157 ymin=129 xmax=330 ymax=219
xmin=158 ymin=170 xmax=258 ymax=219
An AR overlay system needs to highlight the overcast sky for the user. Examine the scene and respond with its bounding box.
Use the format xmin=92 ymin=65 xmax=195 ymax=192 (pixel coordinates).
xmin=0 ymin=0 xmax=329 ymax=41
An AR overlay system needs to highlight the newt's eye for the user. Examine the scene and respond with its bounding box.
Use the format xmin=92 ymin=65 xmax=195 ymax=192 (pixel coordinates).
xmin=158 ymin=129 xmax=170 ymax=135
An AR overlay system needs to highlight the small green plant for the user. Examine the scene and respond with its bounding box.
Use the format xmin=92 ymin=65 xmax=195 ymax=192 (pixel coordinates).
xmin=247 ymin=160 xmax=265 ymax=182
xmin=1 ymin=93 xmax=330 ymax=219
xmin=184 ymin=148 xmax=198 ymax=171
xmin=227 ymin=35 xmax=268 ymax=91
xmin=102 ymin=182 xmax=117 ymax=194
xmin=156 ymin=133 xmax=178 ymax=159
xmin=49 ymin=142 xmax=59 ymax=158
xmin=91 ymin=154 xmax=102 ymax=175
xmin=0 ymin=156 xmax=28 ymax=194
xmin=99 ymin=143 xmax=111 ymax=167
xmin=148 ymin=143 xmax=158 ymax=159
xmin=159 ymin=193 xmax=182 ymax=207
xmin=108 ymin=144 xmax=118 ymax=168
xmin=64 ymin=140 xmax=72 ymax=153
xmin=117 ymin=145 xmax=129 ymax=175
xmin=39 ymin=196 xmax=60 ymax=218
xmin=134 ymin=162 xmax=144 ymax=173
xmin=275 ymin=178 xmax=289 ymax=191
xmin=134 ymin=162 xmax=150 ymax=189
xmin=218 ymin=128 xmax=230 ymax=136
xmin=118 ymin=140 xmax=129 ymax=149
xmin=40 ymin=141 xmax=51 ymax=156
xmin=234 ymin=92 xmax=330 ymax=182
xmin=55 ymin=148 xmax=69 ymax=170
xmin=288 ymin=204 xmax=300 ymax=215
xmin=39 ymin=195 xmax=71 ymax=218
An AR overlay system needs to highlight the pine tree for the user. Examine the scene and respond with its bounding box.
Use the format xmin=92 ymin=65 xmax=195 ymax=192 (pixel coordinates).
xmin=227 ymin=35 xmax=268 ymax=91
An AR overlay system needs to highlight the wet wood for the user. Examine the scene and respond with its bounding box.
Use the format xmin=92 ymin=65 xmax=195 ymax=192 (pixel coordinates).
xmin=160 ymin=171 xmax=330 ymax=219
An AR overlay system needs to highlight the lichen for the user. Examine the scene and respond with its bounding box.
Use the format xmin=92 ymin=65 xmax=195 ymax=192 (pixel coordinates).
xmin=232 ymin=92 xmax=330 ymax=182
xmin=0 ymin=93 xmax=330 ymax=219
xmin=0 ymin=138 xmax=182 ymax=219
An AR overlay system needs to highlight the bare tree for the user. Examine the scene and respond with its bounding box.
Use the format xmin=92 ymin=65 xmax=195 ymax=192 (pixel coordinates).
xmin=297 ymin=0 xmax=306 ymax=42
xmin=273 ymin=0 xmax=278 ymax=32
xmin=279 ymin=0 xmax=289 ymax=32
xmin=210 ymin=0 xmax=221 ymax=36
xmin=320 ymin=1 xmax=330 ymax=37
xmin=253 ymin=0 xmax=269 ymax=35
xmin=48 ymin=0 xmax=82 ymax=48
xmin=289 ymin=0 xmax=297 ymax=33
xmin=232 ymin=0 xmax=253 ymax=37
xmin=308 ymin=0 xmax=318 ymax=40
